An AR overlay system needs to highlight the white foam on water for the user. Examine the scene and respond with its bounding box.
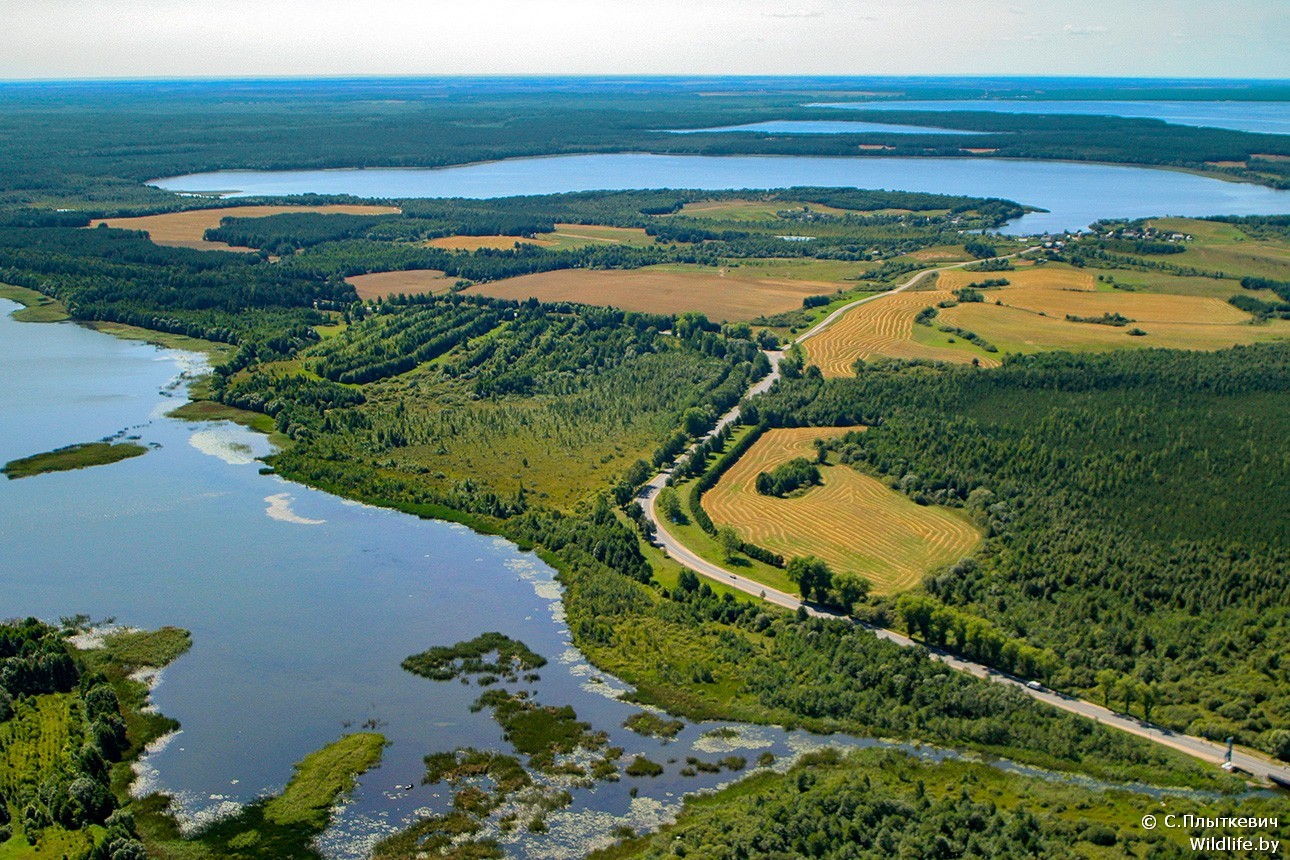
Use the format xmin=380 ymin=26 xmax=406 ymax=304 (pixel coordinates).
xmin=264 ymin=492 xmax=326 ymax=525
xmin=189 ymin=427 xmax=258 ymax=465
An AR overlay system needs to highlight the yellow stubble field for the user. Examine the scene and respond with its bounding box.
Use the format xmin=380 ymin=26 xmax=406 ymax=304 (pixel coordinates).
xmin=702 ymin=427 xmax=981 ymax=595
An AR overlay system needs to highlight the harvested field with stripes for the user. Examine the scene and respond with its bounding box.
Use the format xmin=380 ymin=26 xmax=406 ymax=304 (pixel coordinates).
xmin=703 ymin=427 xmax=981 ymax=595
xmin=90 ymin=204 xmax=399 ymax=252
xmin=804 ymin=289 xmax=1000 ymax=375
xmin=933 ymin=265 xmax=1095 ymax=293
xmin=803 ymin=261 xmax=1289 ymax=374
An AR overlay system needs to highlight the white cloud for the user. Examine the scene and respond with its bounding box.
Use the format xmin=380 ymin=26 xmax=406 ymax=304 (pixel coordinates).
xmin=1063 ymin=23 xmax=1109 ymax=36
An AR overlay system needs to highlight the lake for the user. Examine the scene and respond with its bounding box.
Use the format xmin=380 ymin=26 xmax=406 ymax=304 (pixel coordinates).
xmin=0 ymin=303 xmax=862 ymax=858
xmin=152 ymin=153 xmax=1290 ymax=235
xmin=810 ymin=99 xmax=1290 ymax=136
xmin=667 ymin=120 xmax=976 ymax=135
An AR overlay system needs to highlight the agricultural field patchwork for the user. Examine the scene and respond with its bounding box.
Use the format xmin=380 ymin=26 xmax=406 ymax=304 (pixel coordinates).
xmin=89 ymin=204 xmax=399 ymax=252
xmin=805 ymin=260 xmax=1290 ymax=373
xmin=702 ymin=427 xmax=980 ymax=594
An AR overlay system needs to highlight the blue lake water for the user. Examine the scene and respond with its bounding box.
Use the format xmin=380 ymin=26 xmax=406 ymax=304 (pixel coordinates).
xmin=667 ymin=120 xmax=976 ymax=135
xmin=0 ymin=303 xmax=861 ymax=858
xmin=152 ymin=153 xmax=1290 ymax=234
xmin=811 ymin=100 xmax=1290 ymax=136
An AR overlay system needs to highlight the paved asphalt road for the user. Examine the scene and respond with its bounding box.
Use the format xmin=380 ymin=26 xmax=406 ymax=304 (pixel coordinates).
xmin=639 ymin=253 xmax=1290 ymax=786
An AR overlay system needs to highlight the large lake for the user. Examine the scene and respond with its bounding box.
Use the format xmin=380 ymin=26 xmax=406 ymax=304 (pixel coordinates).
xmin=152 ymin=153 xmax=1290 ymax=235
xmin=811 ymin=99 xmax=1290 ymax=136
xmin=0 ymin=303 xmax=871 ymax=858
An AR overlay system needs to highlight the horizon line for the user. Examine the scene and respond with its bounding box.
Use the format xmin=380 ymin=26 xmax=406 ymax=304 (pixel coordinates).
xmin=2 ymin=73 xmax=1289 ymax=86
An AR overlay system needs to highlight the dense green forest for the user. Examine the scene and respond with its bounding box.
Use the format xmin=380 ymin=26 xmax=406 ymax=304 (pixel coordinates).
xmin=0 ymin=619 xmax=191 ymax=856
xmin=593 ymin=746 xmax=1288 ymax=860
xmin=754 ymin=345 xmax=1290 ymax=758
xmin=2 ymin=79 xmax=1289 ymax=210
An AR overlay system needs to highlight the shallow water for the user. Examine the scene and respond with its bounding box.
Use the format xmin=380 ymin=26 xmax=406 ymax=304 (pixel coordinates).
xmin=152 ymin=152 xmax=1290 ymax=235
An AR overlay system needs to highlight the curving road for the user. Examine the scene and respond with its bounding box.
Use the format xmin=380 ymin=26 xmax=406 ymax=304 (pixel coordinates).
xmin=639 ymin=252 xmax=1290 ymax=786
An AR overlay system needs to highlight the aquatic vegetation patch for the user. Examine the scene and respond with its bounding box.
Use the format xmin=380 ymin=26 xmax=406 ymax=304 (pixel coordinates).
xmin=622 ymin=712 xmax=684 ymax=739
xmin=3 ymin=441 xmax=147 ymax=479
xmin=402 ymin=633 xmax=547 ymax=683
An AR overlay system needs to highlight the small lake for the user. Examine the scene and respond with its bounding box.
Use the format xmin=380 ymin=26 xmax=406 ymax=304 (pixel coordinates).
xmin=152 ymin=153 xmax=1290 ymax=234
xmin=811 ymin=99 xmax=1290 ymax=136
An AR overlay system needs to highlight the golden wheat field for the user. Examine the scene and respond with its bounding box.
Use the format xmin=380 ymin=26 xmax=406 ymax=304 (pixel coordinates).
xmin=90 ymin=205 xmax=400 ymax=252
xmin=803 ymin=289 xmax=1000 ymax=375
xmin=346 ymin=269 xmax=451 ymax=300
xmin=702 ymin=428 xmax=981 ymax=595
xmin=466 ymin=266 xmax=835 ymax=320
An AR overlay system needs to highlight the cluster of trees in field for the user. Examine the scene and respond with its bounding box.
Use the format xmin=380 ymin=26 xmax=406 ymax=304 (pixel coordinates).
xmin=444 ymin=302 xmax=681 ymax=399
xmin=755 ymin=344 xmax=1290 ymax=757
xmin=0 ymin=620 xmax=142 ymax=854
xmin=755 ymin=456 xmax=821 ymax=497
xmin=205 ymin=212 xmax=397 ymax=253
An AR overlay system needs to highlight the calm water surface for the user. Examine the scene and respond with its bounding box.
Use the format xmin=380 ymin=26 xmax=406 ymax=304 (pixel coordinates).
xmin=812 ymin=99 xmax=1290 ymax=135
xmin=152 ymin=153 xmax=1290 ymax=235
xmin=0 ymin=303 xmax=809 ymax=857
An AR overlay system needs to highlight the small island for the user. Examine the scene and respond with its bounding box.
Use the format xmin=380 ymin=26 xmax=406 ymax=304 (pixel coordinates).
xmin=3 ymin=441 xmax=147 ymax=479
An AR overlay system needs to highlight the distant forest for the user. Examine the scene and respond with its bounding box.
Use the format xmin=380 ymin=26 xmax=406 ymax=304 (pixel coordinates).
xmin=1 ymin=81 xmax=1288 ymax=210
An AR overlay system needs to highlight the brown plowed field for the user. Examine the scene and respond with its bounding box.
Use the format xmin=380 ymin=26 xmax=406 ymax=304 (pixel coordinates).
xmin=703 ymin=428 xmax=981 ymax=595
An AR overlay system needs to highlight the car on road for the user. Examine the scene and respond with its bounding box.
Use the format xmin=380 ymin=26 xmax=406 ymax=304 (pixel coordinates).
xmin=1025 ymin=680 xmax=1044 ymax=691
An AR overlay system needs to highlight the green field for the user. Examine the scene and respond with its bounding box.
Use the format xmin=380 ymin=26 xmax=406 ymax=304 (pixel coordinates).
xmin=0 ymin=284 xmax=68 ymax=323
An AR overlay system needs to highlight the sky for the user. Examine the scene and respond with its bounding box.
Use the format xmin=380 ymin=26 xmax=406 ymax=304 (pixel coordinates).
xmin=2 ymin=0 xmax=1287 ymax=81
